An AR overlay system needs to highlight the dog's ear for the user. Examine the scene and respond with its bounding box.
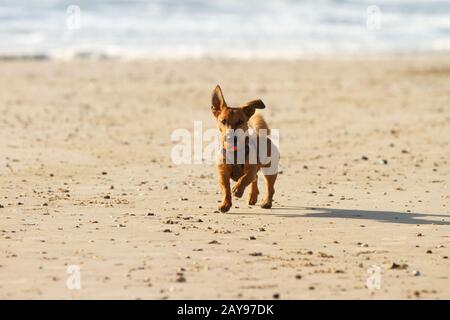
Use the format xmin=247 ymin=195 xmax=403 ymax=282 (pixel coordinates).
xmin=241 ymin=99 xmax=266 ymax=119
xmin=211 ymin=85 xmax=226 ymax=117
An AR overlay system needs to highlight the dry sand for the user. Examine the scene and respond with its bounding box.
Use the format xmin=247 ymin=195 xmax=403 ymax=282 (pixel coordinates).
xmin=0 ymin=57 xmax=449 ymax=299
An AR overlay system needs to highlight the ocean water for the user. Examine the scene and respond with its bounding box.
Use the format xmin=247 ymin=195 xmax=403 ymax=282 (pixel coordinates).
xmin=1 ymin=0 xmax=450 ymax=58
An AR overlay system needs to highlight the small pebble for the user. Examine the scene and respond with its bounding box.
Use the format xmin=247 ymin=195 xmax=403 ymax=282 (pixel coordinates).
xmin=390 ymin=262 xmax=408 ymax=270
xmin=249 ymin=252 xmax=263 ymax=256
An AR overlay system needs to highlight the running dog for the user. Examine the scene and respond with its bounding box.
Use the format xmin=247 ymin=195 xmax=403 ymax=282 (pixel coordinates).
xmin=211 ymin=85 xmax=279 ymax=213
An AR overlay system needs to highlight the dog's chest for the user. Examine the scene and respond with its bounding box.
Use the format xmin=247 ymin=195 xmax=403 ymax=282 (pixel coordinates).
xmin=231 ymin=164 xmax=244 ymax=181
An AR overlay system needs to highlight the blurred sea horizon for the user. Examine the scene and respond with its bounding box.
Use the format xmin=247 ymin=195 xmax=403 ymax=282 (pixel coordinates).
xmin=1 ymin=0 xmax=450 ymax=59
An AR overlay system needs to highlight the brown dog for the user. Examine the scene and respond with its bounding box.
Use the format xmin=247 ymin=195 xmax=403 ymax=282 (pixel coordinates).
xmin=211 ymin=85 xmax=279 ymax=213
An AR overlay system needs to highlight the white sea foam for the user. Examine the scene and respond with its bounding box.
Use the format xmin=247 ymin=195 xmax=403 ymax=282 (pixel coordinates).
xmin=1 ymin=0 xmax=449 ymax=59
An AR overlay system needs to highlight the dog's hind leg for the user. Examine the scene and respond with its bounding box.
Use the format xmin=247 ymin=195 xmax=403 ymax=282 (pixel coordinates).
xmin=261 ymin=174 xmax=276 ymax=209
xmin=248 ymin=177 xmax=259 ymax=205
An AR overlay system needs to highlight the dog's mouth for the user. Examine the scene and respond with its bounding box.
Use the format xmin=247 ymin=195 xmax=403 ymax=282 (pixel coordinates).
xmin=224 ymin=142 xmax=238 ymax=151
xmin=223 ymin=133 xmax=245 ymax=151
xmin=223 ymin=137 xmax=238 ymax=151
xmin=222 ymin=133 xmax=250 ymax=163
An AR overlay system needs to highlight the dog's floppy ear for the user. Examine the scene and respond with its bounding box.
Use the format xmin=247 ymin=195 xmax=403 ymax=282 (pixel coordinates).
xmin=241 ymin=99 xmax=266 ymax=119
xmin=211 ymin=85 xmax=226 ymax=117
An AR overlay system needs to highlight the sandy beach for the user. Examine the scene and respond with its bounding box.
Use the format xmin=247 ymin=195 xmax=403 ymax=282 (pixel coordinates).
xmin=0 ymin=57 xmax=449 ymax=299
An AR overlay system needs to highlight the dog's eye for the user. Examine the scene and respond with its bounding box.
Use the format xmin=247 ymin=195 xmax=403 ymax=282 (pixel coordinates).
xmin=236 ymin=120 xmax=243 ymax=126
xmin=221 ymin=119 xmax=226 ymax=125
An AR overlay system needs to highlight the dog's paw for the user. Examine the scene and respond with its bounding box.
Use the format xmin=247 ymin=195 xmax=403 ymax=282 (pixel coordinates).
xmin=248 ymin=194 xmax=258 ymax=205
xmin=218 ymin=202 xmax=232 ymax=213
xmin=232 ymin=183 xmax=244 ymax=198
xmin=260 ymin=200 xmax=272 ymax=209
xmin=233 ymin=188 xmax=244 ymax=198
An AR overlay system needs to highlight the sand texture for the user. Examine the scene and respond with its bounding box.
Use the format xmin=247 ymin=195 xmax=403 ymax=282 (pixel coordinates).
xmin=0 ymin=57 xmax=449 ymax=299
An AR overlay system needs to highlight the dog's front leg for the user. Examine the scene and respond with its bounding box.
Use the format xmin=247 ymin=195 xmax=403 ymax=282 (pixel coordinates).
xmin=217 ymin=164 xmax=232 ymax=213
xmin=232 ymin=165 xmax=258 ymax=198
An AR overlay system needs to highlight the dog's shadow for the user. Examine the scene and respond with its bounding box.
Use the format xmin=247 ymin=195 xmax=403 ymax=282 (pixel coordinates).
xmin=231 ymin=205 xmax=450 ymax=225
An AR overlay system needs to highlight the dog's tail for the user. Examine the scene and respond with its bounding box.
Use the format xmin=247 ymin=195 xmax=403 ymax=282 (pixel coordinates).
xmin=249 ymin=112 xmax=270 ymax=134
